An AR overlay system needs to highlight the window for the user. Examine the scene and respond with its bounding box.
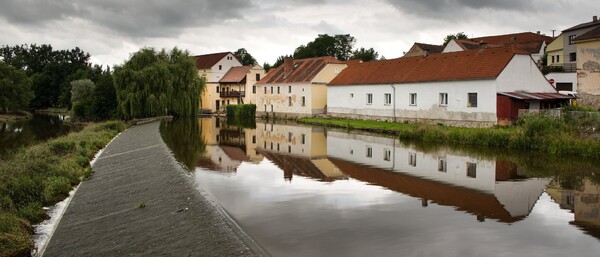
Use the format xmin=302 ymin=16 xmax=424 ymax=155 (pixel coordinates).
xmin=409 ymin=152 xmax=417 ymax=167
xmin=551 ymin=56 xmax=555 ymax=63
xmin=438 ymin=158 xmax=447 ymax=172
xmin=219 ymin=65 xmax=222 ymax=70
xmin=270 ymin=87 xmax=273 ymax=94
xmin=439 ymin=93 xmax=448 ymax=106
xmin=557 ymin=55 xmax=560 ymax=62
xmin=256 ymin=74 xmax=260 ymax=81
xmin=409 ymin=93 xmax=417 ymax=106
xmin=264 ymin=87 xmax=267 ymax=94
xmin=366 ymin=146 xmax=373 ymax=158
xmin=264 ymin=105 xmax=267 ymax=112
xmin=569 ymin=52 xmax=577 ymax=62
xmin=252 ymin=136 xmax=256 ymax=144
xmin=350 ymin=93 xmax=354 ymax=98
xmin=468 ymin=93 xmax=477 ymax=107
xmin=277 ymin=143 xmax=280 ymax=151
xmin=270 ymin=142 xmax=273 ymax=150
xmin=467 ymin=162 xmax=477 ymax=178
xmin=253 ymin=86 xmax=256 ymax=94
xmin=367 ymin=93 xmax=373 ymax=105
xmin=288 ymin=145 xmax=291 ymax=153
xmin=384 ymin=93 xmax=392 ymax=105
xmin=263 ymin=141 xmax=266 ymax=148
xmin=288 ymin=86 xmax=292 ymax=93
xmin=288 ymin=132 xmax=292 ymax=142
xmin=301 ymin=134 xmax=306 ymax=144
xmin=216 ymin=87 xmax=219 ymax=93
xmin=301 ymin=96 xmax=306 ymax=106
xmin=288 ymin=96 xmax=292 ymax=106
xmin=383 ymin=149 xmax=391 ymax=162
xmin=568 ymin=34 xmax=576 ymax=45
xmin=277 ymin=86 xmax=280 ymax=94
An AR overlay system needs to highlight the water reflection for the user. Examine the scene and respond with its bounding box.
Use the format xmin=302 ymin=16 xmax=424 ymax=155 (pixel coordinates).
xmin=161 ymin=117 xmax=600 ymax=256
xmin=0 ymin=114 xmax=76 ymax=159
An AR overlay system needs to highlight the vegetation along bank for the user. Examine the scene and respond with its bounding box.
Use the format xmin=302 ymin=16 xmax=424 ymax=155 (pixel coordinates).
xmin=0 ymin=120 xmax=126 ymax=257
xmin=298 ymin=115 xmax=600 ymax=159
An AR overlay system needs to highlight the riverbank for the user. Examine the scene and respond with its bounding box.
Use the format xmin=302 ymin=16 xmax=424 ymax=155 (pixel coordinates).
xmin=42 ymin=121 xmax=262 ymax=257
xmin=298 ymin=117 xmax=600 ymax=159
xmin=0 ymin=112 xmax=32 ymax=122
xmin=0 ymin=120 xmax=126 ymax=257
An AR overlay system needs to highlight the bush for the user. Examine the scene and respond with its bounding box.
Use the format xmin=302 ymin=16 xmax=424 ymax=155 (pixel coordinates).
xmin=226 ymin=104 xmax=256 ymax=119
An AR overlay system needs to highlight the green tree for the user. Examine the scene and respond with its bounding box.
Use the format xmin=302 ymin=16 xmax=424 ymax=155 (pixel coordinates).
xmin=293 ymin=34 xmax=356 ymax=61
xmin=443 ymin=32 xmax=469 ymax=46
xmin=70 ymin=79 xmax=95 ymax=118
xmin=0 ymin=44 xmax=91 ymax=109
xmin=351 ymin=47 xmax=379 ymax=62
xmin=234 ymin=48 xmax=257 ymax=66
xmin=91 ymin=66 xmax=118 ymax=119
xmin=0 ymin=62 xmax=34 ymax=112
xmin=113 ymin=47 xmax=204 ymax=119
xmin=263 ymin=62 xmax=272 ymax=72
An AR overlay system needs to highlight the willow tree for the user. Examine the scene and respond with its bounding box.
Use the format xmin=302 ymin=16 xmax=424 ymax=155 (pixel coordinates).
xmin=113 ymin=47 xmax=204 ymax=119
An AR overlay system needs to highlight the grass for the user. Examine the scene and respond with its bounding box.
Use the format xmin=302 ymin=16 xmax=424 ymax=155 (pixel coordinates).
xmin=298 ymin=116 xmax=600 ymax=159
xmin=0 ymin=120 xmax=126 ymax=257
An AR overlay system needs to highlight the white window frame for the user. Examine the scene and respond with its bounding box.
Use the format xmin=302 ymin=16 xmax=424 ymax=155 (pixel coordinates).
xmin=366 ymin=93 xmax=373 ymax=105
xmin=366 ymin=146 xmax=373 ymax=158
xmin=439 ymin=93 xmax=448 ymax=106
xmin=384 ymin=93 xmax=392 ymax=105
xmin=409 ymin=93 xmax=417 ymax=106
xmin=467 ymin=93 xmax=477 ymax=108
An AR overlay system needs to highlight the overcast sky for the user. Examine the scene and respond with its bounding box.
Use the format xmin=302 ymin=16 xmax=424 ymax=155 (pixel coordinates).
xmin=0 ymin=0 xmax=596 ymax=67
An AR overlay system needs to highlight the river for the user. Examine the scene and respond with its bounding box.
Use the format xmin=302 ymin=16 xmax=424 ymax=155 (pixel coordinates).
xmin=161 ymin=117 xmax=600 ymax=257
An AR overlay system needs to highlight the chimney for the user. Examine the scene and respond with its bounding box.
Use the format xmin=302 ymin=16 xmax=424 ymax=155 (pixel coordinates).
xmin=537 ymin=31 xmax=541 ymax=35
xmin=283 ymin=57 xmax=293 ymax=77
xmin=479 ymin=40 xmax=488 ymax=51
xmin=594 ymin=16 xmax=598 ymax=22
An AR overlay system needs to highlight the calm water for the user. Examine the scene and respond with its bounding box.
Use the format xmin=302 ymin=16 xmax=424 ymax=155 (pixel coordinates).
xmin=0 ymin=114 xmax=75 ymax=159
xmin=161 ymin=117 xmax=600 ymax=257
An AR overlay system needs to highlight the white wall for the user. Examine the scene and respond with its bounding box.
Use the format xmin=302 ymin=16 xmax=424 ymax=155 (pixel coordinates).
xmin=208 ymin=53 xmax=242 ymax=82
xmin=442 ymin=40 xmax=464 ymax=53
xmin=327 ymin=79 xmax=497 ymax=123
xmin=545 ymin=72 xmax=578 ymax=92
xmin=496 ymin=55 xmax=557 ymax=93
xmin=257 ymin=83 xmax=315 ymax=115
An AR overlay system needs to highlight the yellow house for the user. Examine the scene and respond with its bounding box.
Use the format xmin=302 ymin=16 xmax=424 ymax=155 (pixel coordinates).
xmin=574 ymin=26 xmax=600 ymax=108
xmin=218 ymin=64 xmax=266 ymax=106
xmin=256 ymin=56 xmax=348 ymax=118
xmin=546 ymin=33 xmax=564 ymax=68
xmin=194 ymin=52 xmax=242 ymax=113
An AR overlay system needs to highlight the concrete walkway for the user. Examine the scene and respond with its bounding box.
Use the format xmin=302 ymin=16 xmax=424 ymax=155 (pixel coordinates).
xmin=43 ymin=121 xmax=262 ymax=257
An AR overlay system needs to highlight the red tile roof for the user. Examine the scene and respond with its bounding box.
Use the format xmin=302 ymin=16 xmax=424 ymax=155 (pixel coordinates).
xmin=468 ymin=32 xmax=554 ymax=54
xmin=329 ymin=157 xmax=523 ymax=223
xmin=414 ymin=42 xmax=445 ymax=53
xmin=256 ymin=56 xmax=343 ymax=85
xmin=329 ymin=46 xmax=529 ymax=86
xmin=193 ymin=52 xmax=233 ymax=69
xmin=219 ymin=66 xmax=252 ymax=83
xmin=563 ymin=18 xmax=600 ymax=32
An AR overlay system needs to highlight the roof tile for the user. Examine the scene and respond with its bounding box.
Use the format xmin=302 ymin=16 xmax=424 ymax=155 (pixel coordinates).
xmin=257 ymin=56 xmax=342 ymax=85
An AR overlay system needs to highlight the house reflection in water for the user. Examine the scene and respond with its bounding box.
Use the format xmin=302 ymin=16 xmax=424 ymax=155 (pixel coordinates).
xmin=548 ymin=178 xmax=600 ymax=238
xmin=255 ymin=122 xmax=345 ymax=182
xmin=197 ymin=117 xmax=555 ymax=223
xmin=197 ymin=118 xmax=263 ymax=173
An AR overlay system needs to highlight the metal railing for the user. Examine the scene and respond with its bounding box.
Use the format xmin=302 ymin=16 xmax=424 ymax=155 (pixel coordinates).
xmin=220 ymin=91 xmax=245 ymax=98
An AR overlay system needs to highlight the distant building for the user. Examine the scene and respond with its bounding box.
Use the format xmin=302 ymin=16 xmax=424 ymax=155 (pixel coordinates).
xmin=545 ymin=33 xmax=578 ymax=93
xmin=218 ymin=65 xmax=266 ymax=106
xmin=194 ymin=52 xmax=243 ymax=112
xmin=443 ymin=32 xmax=553 ymax=63
xmin=327 ymin=46 xmax=572 ymax=127
xmin=562 ymin=16 xmax=600 ymax=73
xmin=256 ymin=56 xmax=347 ymax=118
xmin=404 ymin=42 xmax=444 ymax=57
xmin=573 ymin=25 xmax=600 ymax=108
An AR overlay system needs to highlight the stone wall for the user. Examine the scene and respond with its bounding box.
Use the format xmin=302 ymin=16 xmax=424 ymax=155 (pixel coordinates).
xmin=577 ymin=92 xmax=600 ymax=109
xmin=326 ymin=112 xmax=496 ymax=128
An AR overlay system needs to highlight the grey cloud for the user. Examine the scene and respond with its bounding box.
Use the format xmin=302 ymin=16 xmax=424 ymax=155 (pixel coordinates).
xmin=0 ymin=0 xmax=254 ymax=37
xmin=383 ymin=0 xmax=537 ymax=19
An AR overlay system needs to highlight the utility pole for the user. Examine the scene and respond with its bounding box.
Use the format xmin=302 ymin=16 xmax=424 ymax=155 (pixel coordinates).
xmin=551 ymin=29 xmax=556 ymax=37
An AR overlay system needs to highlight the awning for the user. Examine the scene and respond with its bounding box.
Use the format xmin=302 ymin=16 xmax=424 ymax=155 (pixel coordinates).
xmin=498 ymin=92 xmax=575 ymax=100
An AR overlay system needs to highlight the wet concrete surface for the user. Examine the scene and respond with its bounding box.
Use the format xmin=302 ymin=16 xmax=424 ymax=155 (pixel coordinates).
xmin=43 ymin=121 xmax=262 ymax=257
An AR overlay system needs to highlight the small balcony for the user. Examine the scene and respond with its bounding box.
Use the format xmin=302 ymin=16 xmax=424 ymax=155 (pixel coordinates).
xmin=543 ymin=63 xmax=577 ymax=74
xmin=220 ymin=90 xmax=245 ymax=98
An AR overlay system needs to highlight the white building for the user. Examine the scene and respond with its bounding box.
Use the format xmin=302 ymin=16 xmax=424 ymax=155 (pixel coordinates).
xmin=256 ymin=56 xmax=348 ymax=118
xmin=327 ymin=130 xmax=550 ymax=221
xmin=327 ymin=46 xmax=571 ymax=127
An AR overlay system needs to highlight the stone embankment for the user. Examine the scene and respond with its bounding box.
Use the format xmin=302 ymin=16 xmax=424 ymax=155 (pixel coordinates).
xmin=42 ymin=121 xmax=264 ymax=257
